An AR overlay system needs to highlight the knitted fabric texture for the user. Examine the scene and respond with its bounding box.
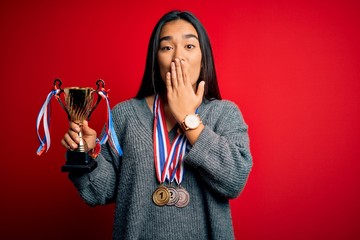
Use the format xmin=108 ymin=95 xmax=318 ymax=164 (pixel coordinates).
xmin=69 ymin=98 xmax=252 ymax=240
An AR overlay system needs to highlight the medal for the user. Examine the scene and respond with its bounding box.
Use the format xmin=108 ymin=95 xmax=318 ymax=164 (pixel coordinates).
xmin=175 ymin=187 xmax=190 ymax=208
xmin=152 ymin=185 xmax=170 ymax=206
xmin=152 ymin=95 xmax=191 ymax=207
xmin=166 ymin=186 xmax=180 ymax=206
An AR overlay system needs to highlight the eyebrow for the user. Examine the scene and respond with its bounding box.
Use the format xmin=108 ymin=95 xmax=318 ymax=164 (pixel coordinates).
xmin=159 ymin=34 xmax=199 ymax=43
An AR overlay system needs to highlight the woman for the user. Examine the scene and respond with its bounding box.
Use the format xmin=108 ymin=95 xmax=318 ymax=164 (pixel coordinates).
xmin=62 ymin=10 xmax=252 ymax=240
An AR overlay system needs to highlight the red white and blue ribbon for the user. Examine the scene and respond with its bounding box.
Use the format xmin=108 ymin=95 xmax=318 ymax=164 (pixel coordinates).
xmin=161 ymin=134 xmax=184 ymax=182
xmin=36 ymin=87 xmax=61 ymax=155
xmin=36 ymin=84 xmax=122 ymax=159
xmin=153 ymin=95 xmax=188 ymax=184
xmin=174 ymin=136 xmax=188 ymax=184
xmin=97 ymin=89 xmax=123 ymax=158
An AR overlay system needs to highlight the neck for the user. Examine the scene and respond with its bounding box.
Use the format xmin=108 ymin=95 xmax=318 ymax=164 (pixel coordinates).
xmin=146 ymin=94 xmax=178 ymax=132
xmin=160 ymin=95 xmax=178 ymax=131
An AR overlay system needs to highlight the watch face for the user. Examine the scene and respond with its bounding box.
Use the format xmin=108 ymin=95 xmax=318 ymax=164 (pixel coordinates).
xmin=185 ymin=114 xmax=200 ymax=129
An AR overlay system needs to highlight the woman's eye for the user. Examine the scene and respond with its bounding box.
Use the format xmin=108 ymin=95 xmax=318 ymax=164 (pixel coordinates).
xmin=186 ymin=44 xmax=195 ymax=49
xmin=160 ymin=46 xmax=172 ymax=51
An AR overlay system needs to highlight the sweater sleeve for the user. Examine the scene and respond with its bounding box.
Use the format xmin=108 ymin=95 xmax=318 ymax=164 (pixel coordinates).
xmin=185 ymin=101 xmax=252 ymax=199
xmin=67 ymin=144 xmax=119 ymax=206
xmin=67 ymin=100 xmax=132 ymax=206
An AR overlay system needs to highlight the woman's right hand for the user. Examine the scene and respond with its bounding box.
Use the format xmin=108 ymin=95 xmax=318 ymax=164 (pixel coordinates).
xmin=61 ymin=120 xmax=97 ymax=151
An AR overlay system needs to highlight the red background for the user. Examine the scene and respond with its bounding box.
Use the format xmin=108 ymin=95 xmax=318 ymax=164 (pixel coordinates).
xmin=1 ymin=0 xmax=359 ymax=239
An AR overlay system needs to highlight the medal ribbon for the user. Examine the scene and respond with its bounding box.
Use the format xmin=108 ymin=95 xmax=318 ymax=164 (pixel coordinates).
xmin=174 ymin=136 xmax=188 ymax=184
xmin=153 ymin=95 xmax=188 ymax=184
xmin=162 ymin=134 xmax=184 ymax=182
xmin=36 ymin=87 xmax=61 ymax=155
xmin=173 ymin=108 xmax=199 ymax=185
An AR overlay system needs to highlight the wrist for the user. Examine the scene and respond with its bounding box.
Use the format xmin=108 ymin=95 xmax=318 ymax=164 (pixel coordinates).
xmin=88 ymin=138 xmax=101 ymax=159
xmin=180 ymin=114 xmax=202 ymax=131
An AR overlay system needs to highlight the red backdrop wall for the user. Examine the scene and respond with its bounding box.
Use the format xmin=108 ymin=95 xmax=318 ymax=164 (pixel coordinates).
xmin=1 ymin=0 xmax=359 ymax=239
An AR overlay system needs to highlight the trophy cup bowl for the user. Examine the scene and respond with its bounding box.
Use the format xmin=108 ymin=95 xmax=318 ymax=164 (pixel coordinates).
xmin=55 ymin=79 xmax=103 ymax=173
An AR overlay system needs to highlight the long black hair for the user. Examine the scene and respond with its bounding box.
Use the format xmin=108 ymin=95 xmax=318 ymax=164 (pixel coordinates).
xmin=135 ymin=10 xmax=221 ymax=100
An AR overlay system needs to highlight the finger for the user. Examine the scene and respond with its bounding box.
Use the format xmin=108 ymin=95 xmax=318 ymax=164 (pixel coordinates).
xmin=175 ymin=59 xmax=184 ymax=86
xmin=165 ymin=72 xmax=172 ymax=92
xmin=171 ymin=61 xmax=178 ymax=87
xmin=196 ymin=81 xmax=205 ymax=99
xmin=69 ymin=121 xmax=81 ymax=133
xmin=61 ymin=139 xmax=70 ymax=149
xmin=63 ymin=133 xmax=78 ymax=150
xmin=68 ymin=128 xmax=80 ymax=144
xmin=180 ymin=59 xmax=190 ymax=85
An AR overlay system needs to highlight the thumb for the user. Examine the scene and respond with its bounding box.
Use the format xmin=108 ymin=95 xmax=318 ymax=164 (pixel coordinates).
xmin=82 ymin=120 xmax=96 ymax=136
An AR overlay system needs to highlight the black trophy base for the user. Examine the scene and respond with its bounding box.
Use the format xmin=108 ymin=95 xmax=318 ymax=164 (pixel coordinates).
xmin=61 ymin=150 xmax=98 ymax=173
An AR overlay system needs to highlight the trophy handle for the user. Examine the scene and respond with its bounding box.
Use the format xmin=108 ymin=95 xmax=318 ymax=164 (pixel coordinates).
xmin=88 ymin=79 xmax=105 ymax=120
xmin=53 ymin=79 xmax=71 ymax=120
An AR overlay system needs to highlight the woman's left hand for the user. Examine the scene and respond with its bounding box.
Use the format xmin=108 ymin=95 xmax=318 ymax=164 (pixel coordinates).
xmin=165 ymin=58 xmax=205 ymax=123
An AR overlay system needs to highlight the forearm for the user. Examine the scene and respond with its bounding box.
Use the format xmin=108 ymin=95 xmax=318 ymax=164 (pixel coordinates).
xmin=183 ymin=123 xmax=205 ymax=145
xmin=68 ymin=151 xmax=118 ymax=206
xmin=185 ymin=126 xmax=252 ymax=199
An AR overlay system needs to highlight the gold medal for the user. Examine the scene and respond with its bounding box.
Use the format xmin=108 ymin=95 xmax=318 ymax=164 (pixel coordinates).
xmin=175 ymin=187 xmax=190 ymax=208
xmin=166 ymin=186 xmax=180 ymax=206
xmin=152 ymin=185 xmax=170 ymax=206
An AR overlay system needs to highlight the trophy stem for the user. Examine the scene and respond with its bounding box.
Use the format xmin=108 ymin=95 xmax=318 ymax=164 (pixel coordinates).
xmin=62 ymin=121 xmax=96 ymax=173
xmin=76 ymin=131 xmax=87 ymax=152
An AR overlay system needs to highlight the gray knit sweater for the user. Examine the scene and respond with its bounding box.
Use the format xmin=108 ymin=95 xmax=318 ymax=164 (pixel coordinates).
xmin=69 ymin=97 xmax=252 ymax=240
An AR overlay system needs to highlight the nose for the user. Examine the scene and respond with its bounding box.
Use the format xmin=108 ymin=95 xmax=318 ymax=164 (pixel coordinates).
xmin=172 ymin=47 xmax=185 ymax=62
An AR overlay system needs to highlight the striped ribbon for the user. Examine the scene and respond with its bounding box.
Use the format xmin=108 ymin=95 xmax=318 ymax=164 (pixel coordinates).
xmin=174 ymin=135 xmax=188 ymax=184
xmin=36 ymin=84 xmax=122 ymax=160
xmin=153 ymin=95 xmax=188 ymax=184
xmin=97 ymin=89 xmax=123 ymax=158
xmin=36 ymin=88 xmax=61 ymax=155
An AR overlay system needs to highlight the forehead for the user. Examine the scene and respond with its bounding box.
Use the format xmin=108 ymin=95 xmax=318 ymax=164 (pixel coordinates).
xmin=160 ymin=19 xmax=198 ymax=38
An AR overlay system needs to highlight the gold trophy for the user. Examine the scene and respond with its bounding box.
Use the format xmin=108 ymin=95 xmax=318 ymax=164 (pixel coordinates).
xmin=54 ymin=79 xmax=104 ymax=173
